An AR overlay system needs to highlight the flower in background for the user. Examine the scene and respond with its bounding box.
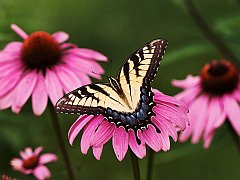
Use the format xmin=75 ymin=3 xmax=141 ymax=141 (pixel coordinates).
xmin=10 ymin=147 xmax=57 ymax=180
xmin=1 ymin=174 xmax=18 ymax=180
xmin=0 ymin=24 xmax=107 ymax=115
xmin=68 ymin=89 xmax=189 ymax=161
xmin=172 ymin=60 xmax=240 ymax=148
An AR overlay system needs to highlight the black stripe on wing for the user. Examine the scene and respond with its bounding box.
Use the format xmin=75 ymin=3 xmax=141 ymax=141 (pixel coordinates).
xmin=55 ymin=84 xmax=113 ymax=115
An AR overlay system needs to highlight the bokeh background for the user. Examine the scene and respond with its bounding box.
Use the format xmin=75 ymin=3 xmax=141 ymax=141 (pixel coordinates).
xmin=1 ymin=0 xmax=240 ymax=179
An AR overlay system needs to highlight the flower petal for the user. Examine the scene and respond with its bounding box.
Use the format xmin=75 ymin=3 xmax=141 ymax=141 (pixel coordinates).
xmin=34 ymin=146 xmax=43 ymax=156
xmin=11 ymin=24 xmax=28 ymax=39
xmin=52 ymin=31 xmax=69 ymax=43
xmin=44 ymin=69 xmax=63 ymax=105
xmin=32 ymin=72 xmax=48 ymax=116
xmin=55 ymin=66 xmax=81 ymax=93
xmin=33 ymin=166 xmax=51 ymax=180
xmin=0 ymin=91 xmax=13 ymax=110
xmin=172 ymin=75 xmax=200 ymax=89
xmin=223 ymin=95 xmax=240 ymax=135
xmin=174 ymin=86 xmax=201 ymax=105
xmin=92 ymin=145 xmax=103 ymax=160
xmin=11 ymin=71 xmax=37 ymax=114
xmin=128 ymin=130 xmax=146 ymax=159
xmin=67 ymin=48 xmax=108 ymax=61
xmin=142 ymin=125 xmax=162 ymax=152
xmin=81 ymin=115 xmax=105 ymax=154
xmin=68 ymin=115 xmax=93 ymax=145
xmin=39 ymin=153 xmax=58 ymax=164
xmin=91 ymin=120 xmax=116 ymax=147
xmin=112 ymin=126 xmax=128 ymax=161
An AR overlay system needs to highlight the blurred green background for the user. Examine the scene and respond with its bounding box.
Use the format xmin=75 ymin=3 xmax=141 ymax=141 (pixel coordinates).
xmin=1 ymin=0 xmax=240 ymax=179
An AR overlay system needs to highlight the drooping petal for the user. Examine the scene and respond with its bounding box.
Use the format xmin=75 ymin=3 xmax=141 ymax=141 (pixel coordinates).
xmin=191 ymin=95 xmax=209 ymax=144
xmin=44 ymin=68 xmax=63 ymax=105
xmin=52 ymin=31 xmax=69 ymax=43
xmin=142 ymin=125 xmax=162 ymax=152
xmin=11 ymin=71 xmax=38 ymax=113
xmin=68 ymin=115 xmax=93 ymax=145
xmin=128 ymin=130 xmax=146 ymax=159
xmin=91 ymin=120 xmax=116 ymax=147
xmin=0 ymin=90 xmax=13 ymax=110
xmin=10 ymin=158 xmax=23 ymax=171
xmin=33 ymin=166 xmax=51 ymax=180
xmin=152 ymin=116 xmax=178 ymax=142
xmin=60 ymin=43 xmax=77 ymax=50
xmin=81 ymin=115 xmax=105 ymax=154
xmin=10 ymin=24 xmax=28 ymax=39
xmin=67 ymin=48 xmax=108 ymax=61
xmin=172 ymin=75 xmax=201 ymax=89
xmin=112 ymin=126 xmax=128 ymax=161
xmin=39 ymin=153 xmax=58 ymax=164
xmin=55 ymin=65 xmax=82 ymax=92
xmin=34 ymin=146 xmax=43 ymax=156
xmin=92 ymin=145 xmax=103 ymax=160
xmin=174 ymin=86 xmax=201 ymax=105
xmin=32 ymin=72 xmax=48 ymax=116
xmin=203 ymin=131 xmax=214 ymax=149
xmin=223 ymin=95 xmax=240 ymax=135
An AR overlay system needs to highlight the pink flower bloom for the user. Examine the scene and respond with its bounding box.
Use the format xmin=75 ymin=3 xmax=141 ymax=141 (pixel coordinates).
xmin=172 ymin=60 xmax=240 ymax=148
xmin=68 ymin=89 xmax=189 ymax=161
xmin=0 ymin=24 xmax=107 ymax=115
xmin=10 ymin=147 xmax=57 ymax=180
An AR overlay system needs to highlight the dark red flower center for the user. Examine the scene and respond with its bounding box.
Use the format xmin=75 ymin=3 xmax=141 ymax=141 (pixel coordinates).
xmin=200 ymin=60 xmax=239 ymax=95
xmin=22 ymin=156 xmax=39 ymax=169
xmin=21 ymin=31 xmax=62 ymax=71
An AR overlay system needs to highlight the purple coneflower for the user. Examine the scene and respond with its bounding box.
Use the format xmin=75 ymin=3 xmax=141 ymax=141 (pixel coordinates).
xmin=68 ymin=89 xmax=189 ymax=161
xmin=10 ymin=147 xmax=57 ymax=180
xmin=173 ymin=60 xmax=240 ymax=148
xmin=0 ymin=24 xmax=107 ymax=115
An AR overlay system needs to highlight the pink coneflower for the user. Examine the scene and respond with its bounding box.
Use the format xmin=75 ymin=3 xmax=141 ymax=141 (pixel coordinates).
xmin=0 ymin=24 xmax=107 ymax=115
xmin=1 ymin=174 xmax=18 ymax=180
xmin=172 ymin=60 xmax=240 ymax=148
xmin=67 ymin=89 xmax=189 ymax=161
xmin=10 ymin=147 xmax=57 ymax=180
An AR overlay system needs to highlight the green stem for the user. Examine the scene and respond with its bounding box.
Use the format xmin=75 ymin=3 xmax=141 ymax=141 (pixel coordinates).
xmin=49 ymin=104 xmax=75 ymax=180
xmin=226 ymin=121 xmax=240 ymax=155
xmin=146 ymin=149 xmax=155 ymax=180
xmin=130 ymin=150 xmax=141 ymax=180
xmin=183 ymin=0 xmax=240 ymax=66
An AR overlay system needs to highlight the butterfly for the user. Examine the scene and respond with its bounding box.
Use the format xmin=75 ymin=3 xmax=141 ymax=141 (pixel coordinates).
xmin=55 ymin=39 xmax=168 ymax=131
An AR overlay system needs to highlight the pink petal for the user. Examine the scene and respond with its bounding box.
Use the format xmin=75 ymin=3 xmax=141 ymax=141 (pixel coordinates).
xmin=11 ymin=24 xmax=28 ymax=39
xmin=154 ymin=105 xmax=187 ymax=130
xmin=191 ymin=95 xmax=209 ymax=144
xmin=91 ymin=120 xmax=116 ymax=147
xmin=32 ymin=72 xmax=48 ymax=116
xmin=60 ymin=43 xmax=78 ymax=50
xmin=0 ymin=90 xmax=13 ymax=110
xmin=152 ymin=122 xmax=170 ymax=151
xmin=223 ymin=95 xmax=240 ymax=135
xmin=55 ymin=66 xmax=81 ymax=92
xmin=52 ymin=31 xmax=69 ymax=43
xmin=112 ymin=126 xmax=128 ymax=161
xmin=10 ymin=158 xmax=23 ymax=171
xmin=152 ymin=116 xmax=178 ymax=142
xmin=172 ymin=75 xmax=201 ymax=89
xmin=39 ymin=153 xmax=58 ymax=164
xmin=92 ymin=145 xmax=103 ymax=160
xmin=33 ymin=166 xmax=51 ymax=180
xmin=0 ymin=59 xmax=22 ymax=77
xmin=67 ymin=48 xmax=108 ymax=61
xmin=68 ymin=115 xmax=93 ymax=145
xmin=81 ymin=115 xmax=105 ymax=154
xmin=203 ymin=132 xmax=214 ymax=149
xmin=11 ymin=71 xmax=37 ymax=114
xmin=204 ymin=97 xmax=221 ymax=138
xmin=153 ymin=89 xmax=188 ymax=111
xmin=34 ymin=146 xmax=43 ymax=156
xmin=128 ymin=130 xmax=146 ymax=159
xmin=44 ymin=69 xmax=63 ymax=105
xmin=142 ymin=125 xmax=162 ymax=152
xmin=2 ymin=42 xmax=22 ymax=53
xmin=174 ymin=86 xmax=201 ymax=105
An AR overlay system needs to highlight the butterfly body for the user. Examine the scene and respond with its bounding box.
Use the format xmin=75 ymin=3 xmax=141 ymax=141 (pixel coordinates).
xmin=55 ymin=39 xmax=168 ymax=132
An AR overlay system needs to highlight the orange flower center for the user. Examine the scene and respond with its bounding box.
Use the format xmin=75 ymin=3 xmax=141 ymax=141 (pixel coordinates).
xmin=200 ymin=60 xmax=239 ymax=95
xmin=22 ymin=156 xmax=39 ymax=169
xmin=21 ymin=31 xmax=62 ymax=71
